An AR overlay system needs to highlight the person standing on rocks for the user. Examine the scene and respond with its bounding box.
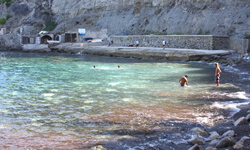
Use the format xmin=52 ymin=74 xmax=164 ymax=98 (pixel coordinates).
xmin=179 ymin=75 xmax=189 ymax=87
xmin=215 ymin=63 xmax=222 ymax=86
xmin=163 ymin=40 xmax=166 ymax=50
xmin=136 ymin=40 xmax=139 ymax=49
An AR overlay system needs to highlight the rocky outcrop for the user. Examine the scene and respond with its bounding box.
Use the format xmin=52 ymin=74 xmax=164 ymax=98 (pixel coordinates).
xmin=0 ymin=0 xmax=249 ymax=38
xmin=0 ymin=34 xmax=22 ymax=51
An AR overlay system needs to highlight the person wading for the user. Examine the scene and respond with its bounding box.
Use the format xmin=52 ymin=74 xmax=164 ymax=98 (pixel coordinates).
xmin=179 ymin=75 xmax=189 ymax=87
xmin=215 ymin=63 xmax=222 ymax=86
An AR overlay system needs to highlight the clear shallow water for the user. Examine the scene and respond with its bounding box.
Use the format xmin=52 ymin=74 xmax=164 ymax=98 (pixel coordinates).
xmin=0 ymin=52 xmax=248 ymax=149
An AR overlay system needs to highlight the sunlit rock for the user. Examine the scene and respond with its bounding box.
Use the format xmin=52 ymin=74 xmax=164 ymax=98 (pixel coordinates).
xmin=188 ymin=144 xmax=200 ymax=150
xmin=234 ymin=117 xmax=247 ymax=126
xmin=222 ymin=130 xmax=235 ymax=137
xmin=246 ymin=114 xmax=250 ymax=122
xmin=216 ymin=137 xmax=236 ymax=148
xmin=206 ymin=131 xmax=220 ymax=141
xmin=191 ymin=127 xmax=208 ymax=137
xmin=92 ymin=145 xmax=106 ymax=150
xmin=209 ymin=139 xmax=219 ymax=146
xmin=188 ymin=135 xmax=205 ymax=145
xmin=233 ymin=136 xmax=250 ymax=149
xmin=205 ymin=147 xmax=217 ymax=150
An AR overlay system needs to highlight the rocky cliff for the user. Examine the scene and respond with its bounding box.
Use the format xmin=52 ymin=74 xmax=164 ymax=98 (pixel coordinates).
xmin=0 ymin=0 xmax=249 ymax=39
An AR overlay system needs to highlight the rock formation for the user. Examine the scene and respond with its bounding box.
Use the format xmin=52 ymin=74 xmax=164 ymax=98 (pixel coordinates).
xmin=0 ymin=0 xmax=249 ymax=38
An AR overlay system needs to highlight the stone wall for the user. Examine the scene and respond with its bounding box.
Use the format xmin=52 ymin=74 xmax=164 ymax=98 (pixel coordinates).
xmin=78 ymin=29 xmax=108 ymax=42
xmin=110 ymin=35 xmax=230 ymax=50
xmin=230 ymin=39 xmax=250 ymax=53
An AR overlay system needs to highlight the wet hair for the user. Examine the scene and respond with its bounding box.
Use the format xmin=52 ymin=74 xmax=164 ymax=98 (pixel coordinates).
xmin=185 ymin=75 xmax=188 ymax=77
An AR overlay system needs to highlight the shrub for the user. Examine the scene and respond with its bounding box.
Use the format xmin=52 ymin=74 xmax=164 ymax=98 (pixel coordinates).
xmin=6 ymin=14 xmax=11 ymax=19
xmin=44 ymin=21 xmax=58 ymax=31
xmin=42 ymin=11 xmax=50 ymax=15
xmin=245 ymin=35 xmax=250 ymax=39
xmin=0 ymin=0 xmax=14 ymax=7
xmin=0 ymin=18 xmax=6 ymax=25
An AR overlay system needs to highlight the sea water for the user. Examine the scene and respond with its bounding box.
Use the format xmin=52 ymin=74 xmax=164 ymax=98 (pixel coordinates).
xmin=0 ymin=52 xmax=248 ymax=149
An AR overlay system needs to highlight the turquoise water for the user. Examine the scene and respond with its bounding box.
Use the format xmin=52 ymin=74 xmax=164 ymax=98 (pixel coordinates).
xmin=0 ymin=52 xmax=246 ymax=149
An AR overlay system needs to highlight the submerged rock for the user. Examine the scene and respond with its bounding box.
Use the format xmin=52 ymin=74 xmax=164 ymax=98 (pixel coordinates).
xmin=216 ymin=137 xmax=236 ymax=148
xmin=191 ymin=127 xmax=208 ymax=137
xmin=234 ymin=117 xmax=247 ymax=126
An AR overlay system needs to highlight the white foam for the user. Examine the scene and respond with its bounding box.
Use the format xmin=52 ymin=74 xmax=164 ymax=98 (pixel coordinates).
xmin=227 ymin=91 xmax=249 ymax=100
xmin=211 ymin=101 xmax=250 ymax=117
xmin=223 ymin=66 xmax=239 ymax=73
xmin=42 ymin=93 xmax=54 ymax=97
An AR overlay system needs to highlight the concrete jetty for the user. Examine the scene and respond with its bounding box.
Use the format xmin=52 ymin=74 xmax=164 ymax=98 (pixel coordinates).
xmin=22 ymin=43 xmax=235 ymax=61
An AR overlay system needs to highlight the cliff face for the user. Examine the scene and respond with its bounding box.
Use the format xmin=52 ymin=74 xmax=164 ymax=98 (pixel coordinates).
xmin=0 ymin=0 xmax=249 ymax=38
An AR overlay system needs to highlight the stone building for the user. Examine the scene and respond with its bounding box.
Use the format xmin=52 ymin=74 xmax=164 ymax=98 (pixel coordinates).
xmin=0 ymin=28 xmax=6 ymax=35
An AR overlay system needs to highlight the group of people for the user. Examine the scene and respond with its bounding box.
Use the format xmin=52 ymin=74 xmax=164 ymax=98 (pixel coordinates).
xmin=93 ymin=62 xmax=222 ymax=87
xmin=179 ymin=63 xmax=222 ymax=87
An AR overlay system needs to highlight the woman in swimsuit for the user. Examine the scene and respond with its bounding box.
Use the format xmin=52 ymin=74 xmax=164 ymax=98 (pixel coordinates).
xmin=215 ymin=63 xmax=222 ymax=86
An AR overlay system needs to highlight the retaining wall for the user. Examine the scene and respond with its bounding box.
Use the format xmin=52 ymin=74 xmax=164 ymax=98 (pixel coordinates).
xmin=229 ymin=39 xmax=250 ymax=53
xmin=110 ymin=35 xmax=230 ymax=50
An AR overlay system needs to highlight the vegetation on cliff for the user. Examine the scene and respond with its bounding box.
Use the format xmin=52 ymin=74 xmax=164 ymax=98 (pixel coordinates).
xmin=0 ymin=0 xmax=13 ymax=7
xmin=0 ymin=18 xmax=6 ymax=25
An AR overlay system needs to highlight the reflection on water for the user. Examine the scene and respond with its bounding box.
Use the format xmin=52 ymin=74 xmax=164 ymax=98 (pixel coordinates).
xmin=0 ymin=52 xmax=248 ymax=149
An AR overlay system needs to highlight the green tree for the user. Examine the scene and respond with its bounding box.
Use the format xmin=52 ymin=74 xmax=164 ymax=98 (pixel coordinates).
xmin=0 ymin=0 xmax=14 ymax=7
xmin=0 ymin=18 xmax=6 ymax=25
xmin=44 ymin=21 xmax=58 ymax=31
xmin=6 ymin=14 xmax=11 ymax=20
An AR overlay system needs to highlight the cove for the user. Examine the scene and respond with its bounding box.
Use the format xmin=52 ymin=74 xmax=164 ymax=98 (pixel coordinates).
xmin=0 ymin=51 xmax=248 ymax=149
